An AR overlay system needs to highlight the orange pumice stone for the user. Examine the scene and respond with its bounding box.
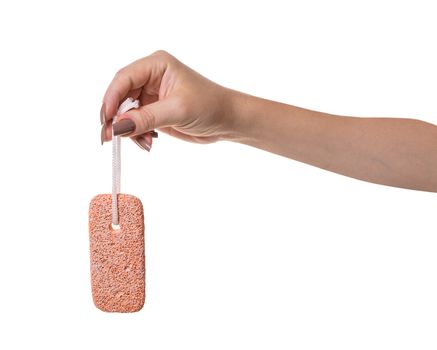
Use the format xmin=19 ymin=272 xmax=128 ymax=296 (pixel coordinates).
xmin=89 ymin=194 xmax=145 ymax=312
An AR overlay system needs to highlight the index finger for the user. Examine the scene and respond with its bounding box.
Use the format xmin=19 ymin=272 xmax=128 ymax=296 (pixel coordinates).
xmin=102 ymin=51 xmax=171 ymax=122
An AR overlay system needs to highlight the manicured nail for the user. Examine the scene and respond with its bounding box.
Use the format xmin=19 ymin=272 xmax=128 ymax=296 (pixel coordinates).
xmin=113 ymin=119 xmax=136 ymax=136
xmin=150 ymin=130 xmax=158 ymax=138
xmin=100 ymin=123 xmax=106 ymax=145
xmin=133 ymin=135 xmax=151 ymax=151
xmin=100 ymin=103 xmax=106 ymax=125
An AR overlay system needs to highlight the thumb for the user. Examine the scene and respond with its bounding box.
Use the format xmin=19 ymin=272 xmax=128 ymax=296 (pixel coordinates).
xmin=114 ymin=97 xmax=182 ymax=137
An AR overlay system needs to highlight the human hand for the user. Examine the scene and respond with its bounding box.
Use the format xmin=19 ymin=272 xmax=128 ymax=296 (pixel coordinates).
xmin=100 ymin=50 xmax=237 ymax=150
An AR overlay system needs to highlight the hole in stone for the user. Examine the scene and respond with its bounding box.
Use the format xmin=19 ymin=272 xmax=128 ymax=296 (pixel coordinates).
xmin=111 ymin=223 xmax=120 ymax=230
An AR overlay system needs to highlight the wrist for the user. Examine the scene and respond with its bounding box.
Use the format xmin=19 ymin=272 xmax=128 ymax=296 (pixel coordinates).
xmin=222 ymin=89 xmax=261 ymax=144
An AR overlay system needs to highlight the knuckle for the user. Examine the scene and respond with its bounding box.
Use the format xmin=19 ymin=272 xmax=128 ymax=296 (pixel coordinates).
xmin=152 ymin=50 xmax=176 ymax=65
xmin=152 ymin=49 xmax=169 ymax=58
xmin=138 ymin=107 xmax=156 ymax=132
xmin=114 ymin=67 xmax=127 ymax=81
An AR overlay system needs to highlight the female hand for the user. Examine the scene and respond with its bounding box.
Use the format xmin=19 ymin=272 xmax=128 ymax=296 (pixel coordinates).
xmin=100 ymin=50 xmax=237 ymax=150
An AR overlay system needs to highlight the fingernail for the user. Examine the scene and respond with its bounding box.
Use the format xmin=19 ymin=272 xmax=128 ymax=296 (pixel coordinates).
xmin=150 ymin=131 xmax=158 ymax=138
xmin=100 ymin=103 xmax=106 ymax=125
xmin=133 ymin=136 xmax=151 ymax=151
xmin=113 ymin=119 xmax=136 ymax=136
xmin=100 ymin=123 xmax=106 ymax=145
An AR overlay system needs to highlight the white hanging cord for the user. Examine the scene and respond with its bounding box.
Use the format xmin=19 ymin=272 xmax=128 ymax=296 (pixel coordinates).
xmin=112 ymin=98 xmax=140 ymax=227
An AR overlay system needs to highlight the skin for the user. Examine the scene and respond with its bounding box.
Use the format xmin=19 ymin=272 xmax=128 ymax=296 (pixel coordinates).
xmin=101 ymin=50 xmax=437 ymax=192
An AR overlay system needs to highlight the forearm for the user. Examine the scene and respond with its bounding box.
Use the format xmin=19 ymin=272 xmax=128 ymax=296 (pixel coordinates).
xmin=227 ymin=90 xmax=437 ymax=192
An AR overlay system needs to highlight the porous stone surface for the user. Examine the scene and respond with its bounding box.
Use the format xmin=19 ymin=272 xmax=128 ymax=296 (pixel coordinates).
xmin=89 ymin=194 xmax=145 ymax=312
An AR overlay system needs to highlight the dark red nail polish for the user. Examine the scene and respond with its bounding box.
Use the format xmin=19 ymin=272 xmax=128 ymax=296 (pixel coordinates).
xmin=133 ymin=136 xmax=151 ymax=151
xmin=113 ymin=119 xmax=136 ymax=136
xmin=100 ymin=103 xmax=106 ymax=125
xmin=100 ymin=123 xmax=106 ymax=145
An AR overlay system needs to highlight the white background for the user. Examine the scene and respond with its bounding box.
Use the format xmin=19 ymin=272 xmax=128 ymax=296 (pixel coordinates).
xmin=0 ymin=0 xmax=436 ymax=349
